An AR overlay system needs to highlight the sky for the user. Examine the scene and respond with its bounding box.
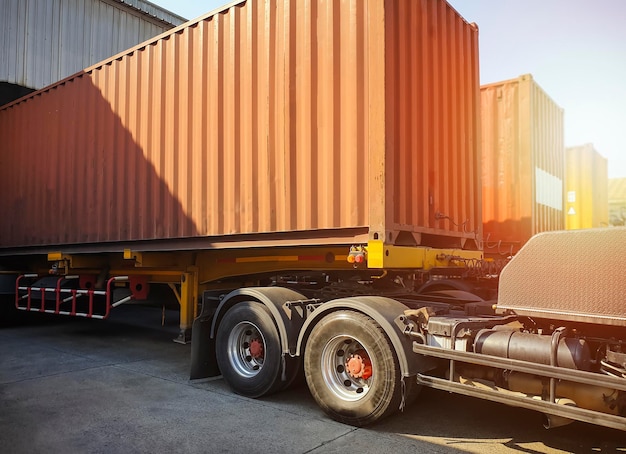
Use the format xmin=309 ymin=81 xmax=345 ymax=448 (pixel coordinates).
xmin=153 ymin=0 xmax=626 ymax=179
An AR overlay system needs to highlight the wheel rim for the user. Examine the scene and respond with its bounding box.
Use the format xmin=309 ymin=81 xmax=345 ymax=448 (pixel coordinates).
xmin=226 ymin=321 xmax=266 ymax=378
xmin=320 ymin=335 xmax=373 ymax=402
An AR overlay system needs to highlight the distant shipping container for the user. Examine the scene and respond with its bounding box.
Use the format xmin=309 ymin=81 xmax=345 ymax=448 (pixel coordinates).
xmin=0 ymin=0 xmax=481 ymax=252
xmin=565 ymin=144 xmax=608 ymax=229
xmin=480 ymin=74 xmax=564 ymax=255
xmin=609 ymin=178 xmax=626 ymax=226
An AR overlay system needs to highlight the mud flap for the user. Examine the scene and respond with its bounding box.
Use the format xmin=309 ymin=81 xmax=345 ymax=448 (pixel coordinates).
xmin=399 ymin=377 xmax=407 ymax=411
xmin=190 ymin=292 xmax=222 ymax=380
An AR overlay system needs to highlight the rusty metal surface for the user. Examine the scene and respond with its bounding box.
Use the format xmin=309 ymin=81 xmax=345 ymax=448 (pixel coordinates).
xmin=0 ymin=0 xmax=480 ymax=251
xmin=498 ymin=228 xmax=626 ymax=327
xmin=481 ymin=74 xmax=564 ymax=254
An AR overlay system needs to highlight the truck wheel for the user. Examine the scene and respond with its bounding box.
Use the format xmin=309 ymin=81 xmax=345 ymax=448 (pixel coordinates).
xmin=304 ymin=310 xmax=404 ymax=426
xmin=216 ymin=301 xmax=284 ymax=398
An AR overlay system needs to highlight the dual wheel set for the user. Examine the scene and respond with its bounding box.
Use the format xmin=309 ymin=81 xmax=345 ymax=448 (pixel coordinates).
xmin=214 ymin=301 xmax=417 ymax=426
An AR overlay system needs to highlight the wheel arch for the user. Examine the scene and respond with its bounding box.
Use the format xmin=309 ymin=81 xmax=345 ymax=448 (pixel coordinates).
xmin=210 ymin=287 xmax=308 ymax=355
xmin=296 ymin=296 xmax=419 ymax=377
xmin=417 ymin=278 xmax=474 ymax=294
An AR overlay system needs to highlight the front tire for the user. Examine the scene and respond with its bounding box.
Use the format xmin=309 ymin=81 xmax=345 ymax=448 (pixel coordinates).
xmin=304 ymin=310 xmax=405 ymax=426
xmin=216 ymin=302 xmax=285 ymax=398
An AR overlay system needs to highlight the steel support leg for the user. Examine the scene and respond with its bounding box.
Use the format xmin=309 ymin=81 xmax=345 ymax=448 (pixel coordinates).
xmin=174 ymin=269 xmax=198 ymax=344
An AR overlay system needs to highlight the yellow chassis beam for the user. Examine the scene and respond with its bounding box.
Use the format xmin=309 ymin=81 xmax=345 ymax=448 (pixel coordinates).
xmin=366 ymin=240 xmax=483 ymax=270
xmin=42 ymin=242 xmax=483 ymax=343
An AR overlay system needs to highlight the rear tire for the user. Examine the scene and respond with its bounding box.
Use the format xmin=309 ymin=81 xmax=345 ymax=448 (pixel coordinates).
xmin=216 ymin=302 xmax=285 ymax=398
xmin=304 ymin=310 xmax=405 ymax=426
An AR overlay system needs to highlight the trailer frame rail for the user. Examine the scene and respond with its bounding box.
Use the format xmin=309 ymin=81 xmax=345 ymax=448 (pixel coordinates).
xmin=412 ymin=342 xmax=626 ymax=431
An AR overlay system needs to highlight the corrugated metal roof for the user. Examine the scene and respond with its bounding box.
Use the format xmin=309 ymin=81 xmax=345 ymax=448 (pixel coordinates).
xmin=111 ymin=0 xmax=187 ymax=25
xmin=0 ymin=0 xmax=185 ymax=91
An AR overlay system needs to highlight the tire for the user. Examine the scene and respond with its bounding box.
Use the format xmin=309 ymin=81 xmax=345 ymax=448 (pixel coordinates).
xmin=304 ymin=310 xmax=405 ymax=426
xmin=215 ymin=301 xmax=285 ymax=398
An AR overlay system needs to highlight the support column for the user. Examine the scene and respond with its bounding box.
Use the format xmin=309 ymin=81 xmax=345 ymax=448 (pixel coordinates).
xmin=175 ymin=267 xmax=198 ymax=344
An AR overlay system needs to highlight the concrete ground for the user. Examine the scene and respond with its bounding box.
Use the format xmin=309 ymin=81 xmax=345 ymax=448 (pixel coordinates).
xmin=1 ymin=302 xmax=624 ymax=454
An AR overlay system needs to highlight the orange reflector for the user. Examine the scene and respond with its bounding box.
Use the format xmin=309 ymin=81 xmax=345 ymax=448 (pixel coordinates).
xmin=347 ymin=255 xmax=356 ymax=264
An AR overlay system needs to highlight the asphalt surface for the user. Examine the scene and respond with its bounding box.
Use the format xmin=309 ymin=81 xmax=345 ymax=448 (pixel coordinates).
xmin=1 ymin=302 xmax=624 ymax=454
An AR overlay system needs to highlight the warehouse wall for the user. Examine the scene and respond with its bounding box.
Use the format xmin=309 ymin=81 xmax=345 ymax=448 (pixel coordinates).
xmin=0 ymin=0 xmax=185 ymax=97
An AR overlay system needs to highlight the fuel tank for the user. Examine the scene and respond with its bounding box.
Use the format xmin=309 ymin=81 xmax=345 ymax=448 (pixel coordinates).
xmin=474 ymin=329 xmax=591 ymax=370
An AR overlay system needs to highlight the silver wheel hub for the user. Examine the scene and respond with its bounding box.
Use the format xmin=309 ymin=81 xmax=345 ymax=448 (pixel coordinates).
xmin=226 ymin=321 xmax=266 ymax=378
xmin=320 ymin=335 xmax=373 ymax=402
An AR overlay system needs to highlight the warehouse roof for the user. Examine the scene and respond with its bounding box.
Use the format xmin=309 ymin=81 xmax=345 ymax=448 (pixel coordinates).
xmin=0 ymin=0 xmax=188 ymax=93
xmin=112 ymin=0 xmax=187 ymax=26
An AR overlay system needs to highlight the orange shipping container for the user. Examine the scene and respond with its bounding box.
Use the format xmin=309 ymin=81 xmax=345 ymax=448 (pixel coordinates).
xmin=0 ymin=0 xmax=481 ymax=252
xmin=565 ymin=144 xmax=608 ymax=229
xmin=481 ymin=74 xmax=564 ymax=255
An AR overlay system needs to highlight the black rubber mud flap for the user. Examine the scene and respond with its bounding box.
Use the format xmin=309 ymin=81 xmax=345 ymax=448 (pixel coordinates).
xmin=190 ymin=293 xmax=222 ymax=380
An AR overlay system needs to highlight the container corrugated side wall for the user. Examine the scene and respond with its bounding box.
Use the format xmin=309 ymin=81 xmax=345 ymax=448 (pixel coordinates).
xmin=0 ymin=0 xmax=373 ymax=248
xmin=0 ymin=0 xmax=480 ymax=251
xmin=481 ymin=74 xmax=564 ymax=253
xmin=565 ymin=144 xmax=609 ymax=229
xmin=379 ymin=0 xmax=481 ymax=248
xmin=528 ymin=78 xmax=564 ymax=236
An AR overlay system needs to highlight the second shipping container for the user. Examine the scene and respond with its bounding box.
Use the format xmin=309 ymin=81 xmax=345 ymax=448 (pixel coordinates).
xmin=480 ymin=74 xmax=564 ymax=255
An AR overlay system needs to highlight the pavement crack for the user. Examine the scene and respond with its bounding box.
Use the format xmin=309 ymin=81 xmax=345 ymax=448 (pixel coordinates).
xmin=0 ymin=363 xmax=114 ymax=385
xmin=302 ymin=427 xmax=360 ymax=453
xmin=111 ymin=363 xmax=187 ymax=385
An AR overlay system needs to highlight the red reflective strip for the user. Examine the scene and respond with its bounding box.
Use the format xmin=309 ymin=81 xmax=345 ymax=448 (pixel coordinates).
xmin=219 ymin=255 xmax=326 ymax=263
xmin=104 ymin=276 xmax=117 ymax=319
xmin=71 ymin=292 xmax=77 ymax=316
xmin=55 ymin=277 xmax=64 ymax=314
xmin=15 ymin=276 xmax=21 ymax=309
xmin=88 ymin=290 xmax=94 ymax=318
